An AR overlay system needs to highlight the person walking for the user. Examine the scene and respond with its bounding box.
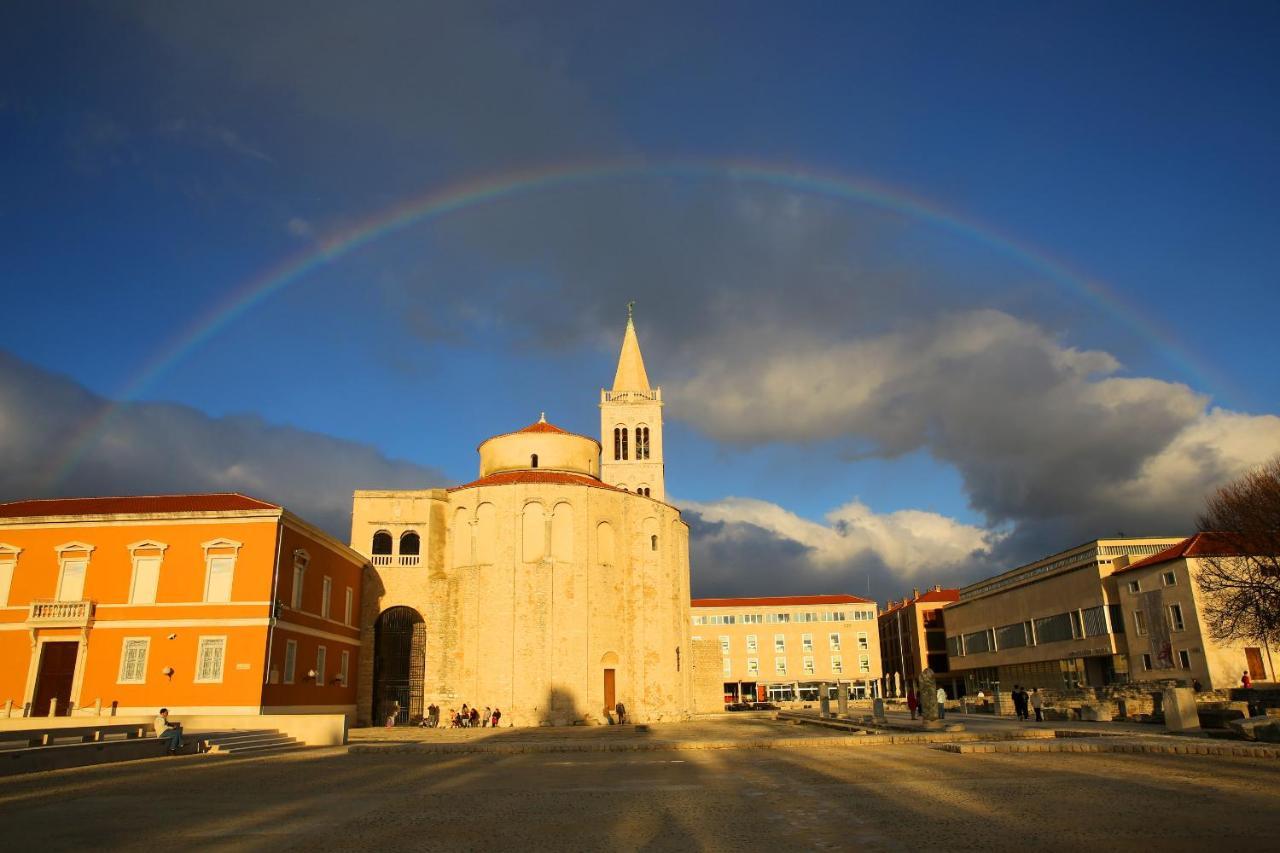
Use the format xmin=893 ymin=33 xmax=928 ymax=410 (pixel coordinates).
xmin=936 ymin=686 xmax=947 ymax=719
xmin=615 ymin=702 xmax=627 ymax=725
xmin=1030 ymin=688 xmax=1044 ymax=722
xmin=907 ymin=689 xmax=919 ymax=720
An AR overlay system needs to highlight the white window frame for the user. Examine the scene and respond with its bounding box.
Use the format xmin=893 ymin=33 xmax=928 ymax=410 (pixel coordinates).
xmin=284 ymin=639 xmax=298 ymax=685
xmin=1142 ymin=653 xmax=1153 ymax=671
xmin=1177 ymin=649 xmax=1191 ymax=669
xmin=775 ymin=656 xmax=787 ymax=675
xmin=201 ymin=539 xmax=242 ymax=604
xmin=194 ymin=636 xmax=227 ymax=684
xmin=54 ymin=542 xmax=95 ymax=602
xmin=802 ymin=655 xmax=816 ymax=675
xmin=291 ymin=549 xmax=309 ymax=610
xmin=719 ymin=635 xmax=730 ymax=654
xmin=321 ymin=576 xmax=332 ymax=620
xmin=774 ymin=634 xmax=786 ymax=653
xmin=831 ymin=655 xmax=843 ymax=674
xmin=316 ymin=645 xmax=327 ymax=687
xmin=857 ymin=631 xmax=869 ymax=651
xmin=344 ymin=587 xmax=354 ymax=626
xmin=859 ymin=655 xmax=871 ymax=673
xmin=829 ymin=632 xmax=841 ymax=651
xmin=1169 ymin=603 xmax=1185 ymax=632
xmin=1134 ymin=610 xmax=1148 ymax=636
xmin=1162 ymin=570 xmax=1177 ymax=587
xmin=722 ymin=657 xmax=732 ymax=675
xmin=802 ymin=633 xmax=814 ymax=653
xmin=746 ymin=634 xmax=758 ymax=653
xmin=0 ymin=543 xmax=19 ymax=608
xmin=339 ymin=650 xmax=350 ymax=687
xmin=747 ymin=657 xmax=759 ymax=676
xmin=1127 ymin=580 xmax=1141 ymax=594
xmin=117 ymin=636 xmax=150 ymax=684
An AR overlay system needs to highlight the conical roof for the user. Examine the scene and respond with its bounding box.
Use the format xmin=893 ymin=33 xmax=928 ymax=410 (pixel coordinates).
xmin=611 ymin=307 xmax=651 ymax=392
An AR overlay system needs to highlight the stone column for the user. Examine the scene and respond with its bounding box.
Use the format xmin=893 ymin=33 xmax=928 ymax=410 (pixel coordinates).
xmin=1163 ymin=686 xmax=1200 ymax=732
xmin=819 ymin=682 xmax=831 ymax=717
xmin=837 ymin=682 xmax=849 ymax=717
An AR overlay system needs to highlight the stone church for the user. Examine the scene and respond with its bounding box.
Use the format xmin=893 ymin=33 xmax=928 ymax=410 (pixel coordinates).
xmin=350 ymin=311 xmax=700 ymax=726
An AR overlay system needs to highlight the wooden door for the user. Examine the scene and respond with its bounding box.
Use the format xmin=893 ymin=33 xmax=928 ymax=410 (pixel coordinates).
xmin=603 ymin=668 xmax=616 ymax=710
xmin=32 ymin=642 xmax=78 ymax=717
xmin=1246 ymin=647 xmax=1266 ymax=680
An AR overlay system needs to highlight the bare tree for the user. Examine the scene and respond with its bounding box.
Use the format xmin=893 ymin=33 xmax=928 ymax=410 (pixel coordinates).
xmin=1195 ymin=455 xmax=1280 ymax=646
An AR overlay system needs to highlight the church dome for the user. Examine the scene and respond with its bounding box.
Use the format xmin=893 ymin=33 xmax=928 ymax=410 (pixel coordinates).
xmin=476 ymin=415 xmax=601 ymax=479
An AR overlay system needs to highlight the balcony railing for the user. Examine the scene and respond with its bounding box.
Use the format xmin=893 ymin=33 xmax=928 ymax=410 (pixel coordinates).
xmin=28 ymin=600 xmax=95 ymax=626
xmin=601 ymin=389 xmax=661 ymax=403
xmin=370 ymin=554 xmax=421 ymax=567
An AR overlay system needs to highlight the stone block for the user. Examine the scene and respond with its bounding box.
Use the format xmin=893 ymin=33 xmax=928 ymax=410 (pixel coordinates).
xmin=1080 ymin=704 xmax=1112 ymax=722
xmin=872 ymin=698 xmax=886 ymax=722
xmin=1228 ymin=716 xmax=1280 ymax=743
xmin=1163 ymin=687 xmax=1200 ymax=732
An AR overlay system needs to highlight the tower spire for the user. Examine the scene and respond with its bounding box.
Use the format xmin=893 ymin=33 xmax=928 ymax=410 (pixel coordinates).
xmin=611 ymin=302 xmax=651 ymax=392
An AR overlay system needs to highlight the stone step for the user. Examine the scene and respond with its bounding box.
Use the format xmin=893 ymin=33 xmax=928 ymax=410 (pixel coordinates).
xmin=214 ymin=741 xmax=308 ymax=758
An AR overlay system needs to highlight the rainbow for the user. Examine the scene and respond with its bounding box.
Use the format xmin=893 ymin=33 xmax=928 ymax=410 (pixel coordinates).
xmin=44 ymin=158 xmax=1230 ymax=487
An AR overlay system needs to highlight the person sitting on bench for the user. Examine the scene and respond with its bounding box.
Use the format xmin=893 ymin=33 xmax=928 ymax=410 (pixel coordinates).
xmin=154 ymin=708 xmax=183 ymax=753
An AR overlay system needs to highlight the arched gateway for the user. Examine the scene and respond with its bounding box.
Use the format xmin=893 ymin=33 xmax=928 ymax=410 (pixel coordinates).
xmin=373 ymin=606 xmax=425 ymax=725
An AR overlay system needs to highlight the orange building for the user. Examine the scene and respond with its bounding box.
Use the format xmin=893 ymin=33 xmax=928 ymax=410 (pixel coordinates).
xmin=0 ymin=494 xmax=367 ymax=722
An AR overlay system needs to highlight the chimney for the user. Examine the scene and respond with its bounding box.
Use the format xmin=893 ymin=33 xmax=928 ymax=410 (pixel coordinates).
xmin=912 ymin=587 xmax=920 ymax=599
xmin=932 ymin=584 xmax=941 ymax=592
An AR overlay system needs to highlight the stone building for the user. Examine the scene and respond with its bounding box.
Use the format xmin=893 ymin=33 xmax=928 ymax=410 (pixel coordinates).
xmin=1111 ymin=533 xmax=1274 ymax=690
xmin=691 ymin=594 xmax=882 ymax=703
xmin=878 ymin=585 xmax=960 ymax=698
xmin=351 ymin=311 xmax=697 ymax=727
xmin=943 ymin=537 xmax=1184 ymax=694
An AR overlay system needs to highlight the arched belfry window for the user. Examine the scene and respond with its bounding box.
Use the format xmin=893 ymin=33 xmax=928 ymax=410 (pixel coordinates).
xmin=531 ymin=453 xmax=539 ymax=468
xmin=614 ymin=426 xmax=629 ymax=461
xmin=651 ymin=534 xmax=658 ymax=551
xmin=636 ymin=426 xmax=650 ymax=460
xmin=372 ymin=531 xmax=393 ymax=555
xmin=399 ymin=531 xmax=420 ymax=556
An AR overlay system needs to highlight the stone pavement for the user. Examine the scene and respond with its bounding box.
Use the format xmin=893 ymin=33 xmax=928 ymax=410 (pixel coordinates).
xmin=5 ymin=729 xmax=1280 ymax=851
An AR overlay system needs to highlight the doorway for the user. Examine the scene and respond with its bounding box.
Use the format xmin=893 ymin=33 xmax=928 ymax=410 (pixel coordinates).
xmin=372 ymin=607 xmax=425 ymax=725
xmin=603 ymin=668 xmax=616 ymax=710
xmin=1246 ymin=647 xmax=1266 ymax=680
xmin=32 ymin=641 xmax=78 ymax=716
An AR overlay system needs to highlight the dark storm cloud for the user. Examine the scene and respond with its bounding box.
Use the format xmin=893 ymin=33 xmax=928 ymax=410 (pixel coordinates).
xmin=0 ymin=351 xmax=447 ymax=537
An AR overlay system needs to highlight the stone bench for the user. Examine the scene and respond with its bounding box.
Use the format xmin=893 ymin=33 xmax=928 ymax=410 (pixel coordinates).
xmin=0 ymin=731 xmax=204 ymax=777
xmin=0 ymin=723 xmax=151 ymax=750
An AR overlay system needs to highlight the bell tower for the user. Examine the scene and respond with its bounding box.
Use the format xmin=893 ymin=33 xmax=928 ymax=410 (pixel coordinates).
xmin=600 ymin=303 xmax=664 ymax=501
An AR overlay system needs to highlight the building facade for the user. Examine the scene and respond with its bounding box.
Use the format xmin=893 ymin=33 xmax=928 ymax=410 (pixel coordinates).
xmin=691 ymin=594 xmax=882 ymax=703
xmin=1112 ymin=533 xmax=1274 ymax=690
xmin=878 ymin=586 xmax=959 ymax=698
xmin=0 ymin=494 xmax=366 ymax=720
xmin=352 ymin=312 xmax=696 ymax=727
xmin=943 ymin=537 xmax=1184 ymax=694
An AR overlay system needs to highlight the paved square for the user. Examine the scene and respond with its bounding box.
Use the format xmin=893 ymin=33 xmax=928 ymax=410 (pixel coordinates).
xmin=5 ymin=720 xmax=1280 ymax=852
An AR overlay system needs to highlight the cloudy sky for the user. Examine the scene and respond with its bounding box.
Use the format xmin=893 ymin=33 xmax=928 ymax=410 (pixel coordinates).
xmin=2 ymin=2 xmax=1278 ymax=602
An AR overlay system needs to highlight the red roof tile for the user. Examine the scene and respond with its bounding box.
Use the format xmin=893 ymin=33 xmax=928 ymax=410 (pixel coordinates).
xmin=0 ymin=493 xmax=280 ymax=519
xmin=449 ymin=471 xmax=624 ymax=493
xmin=518 ymin=420 xmax=568 ymax=434
xmin=1113 ymin=532 xmax=1252 ymax=574
xmin=691 ymin=593 xmax=873 ymax=608
xmin=879 ymin=588 xmax=960 ymax=616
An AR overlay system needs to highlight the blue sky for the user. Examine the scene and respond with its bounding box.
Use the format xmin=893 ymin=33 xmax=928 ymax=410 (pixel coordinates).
xmin=2 ymin=2 xmax=1278 ymax=599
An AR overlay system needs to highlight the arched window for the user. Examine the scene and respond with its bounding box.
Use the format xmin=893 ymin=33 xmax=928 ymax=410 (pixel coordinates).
xmin=613 ymin=426 xmax=629 ymax=461
xmin=638 ymin=486 xmax=651 ymax=497
xmin=651 ymin=534 xmax=658 ymax=551
xmin=399 ymin=531 xmax=420 ymax=556
xmin=531 ymin=453 xmax=538 ymax=468
xmin=371 ymin=531 xmax=393 ymax=555
xmin=636 ymin=426 xmax=650 ymax=460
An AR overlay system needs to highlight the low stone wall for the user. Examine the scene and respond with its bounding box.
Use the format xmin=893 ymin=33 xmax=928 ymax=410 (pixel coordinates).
xmin=0 ymin=713 xmax=347 ymax=746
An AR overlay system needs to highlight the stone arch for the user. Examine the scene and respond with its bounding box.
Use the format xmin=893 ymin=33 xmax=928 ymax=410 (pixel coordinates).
xmin=399 ymin=530 xmax=420 ymax=556
xmin=475 ymin=502 xmax=496 ymax=565
xmin=596 ymin=521 xmax=615 ymax=566
xmin=522 ymin=502 xmax=546 ymax=562
xmin=373 ymin=605 xmax=425 ymax=726
xmin=600 ymin=651 xmax=619 ymax=667
xmin=371 ymin=530 xmax=393 ymax=555
xmin=451 ymin=507 xmax=471 ymax=566
xmin=551 ymin=502 xmax=574 ymax=561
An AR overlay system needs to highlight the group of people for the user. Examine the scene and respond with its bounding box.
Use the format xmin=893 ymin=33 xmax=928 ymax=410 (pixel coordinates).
xmin=905 ymin=687 xmax=950 ymax=720
xmin=417 ymin=703 xmax=502 ymax=729
xmin=1011 ymin=685 xmax=1044 ymax=722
